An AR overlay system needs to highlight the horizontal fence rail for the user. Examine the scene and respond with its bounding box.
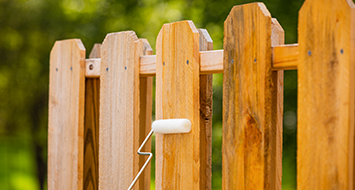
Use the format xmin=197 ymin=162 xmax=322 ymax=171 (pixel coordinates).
xmin=85 ymin=44 xmax=299 ymax=78
xmin=48 ymin=0 xmax=355 ymax=189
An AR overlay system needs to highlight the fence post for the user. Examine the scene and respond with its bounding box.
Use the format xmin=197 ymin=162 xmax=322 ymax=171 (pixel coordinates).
xmin=297 ymin=0 xmax=355 ymax=189
xmin=48 ymin=39 xmax=86 ymax=190
xmin=155 ymin=20 xmax=201 ymax=189
xmin=99 ymin=31 xmax=152 ymax=189
xmin=198 ymin=29 xmax=213 ymax=190
xmin=222 ymin=3 xmax=283 ymax=190
xmin=83 ymin=44 xmax=101 ymax=190
xmin=138 ymin=39 xmax=153 ymax=189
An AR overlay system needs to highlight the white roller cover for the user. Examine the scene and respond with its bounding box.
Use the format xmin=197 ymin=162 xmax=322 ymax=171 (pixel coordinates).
xmin=152 ymin=119 xmax=191 ymax=134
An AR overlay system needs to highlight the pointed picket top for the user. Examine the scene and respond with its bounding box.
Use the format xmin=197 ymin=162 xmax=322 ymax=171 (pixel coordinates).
xmin=99 ymin=31 xmax=142 ymax=190
xmin=155 ymin=20 xmax=201 ymax=190
xmin=48 ymin=39 xmax=86 ymax=190
xmin=223 ymin=2 xmax=283 ymax=190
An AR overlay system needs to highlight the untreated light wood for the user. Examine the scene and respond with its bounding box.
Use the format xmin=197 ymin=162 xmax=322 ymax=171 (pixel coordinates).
xmin=155 ymin=20 xmax=201 ymax=189
xmin=200 ymin=50 xmax=223 ymax=74
xmin=272 ymin=44 xmax=298 ymax=70
xmin=83 ymin=44 xmax=101 ymax=190
xmin=48 ymin=39 xmax=86 ymax=190
xmin=85 ymin=45 xmax=298 ymax=78
xmin=222 ymin=3 xmax=283 ymax=190
xmin=198 ymin=28 xmax=213 ymax=190
xmin=86 ymin=58 xmax=100 ymax=78
xmin=137 ymin=38 xmax=153 ymax=190
xmin=297 ymin=0 xmax=355 ymax=189
xmin=140 ymin=55 xmax=156 ymax=77
xmin=99 ymin=31 xmax=142 ymax=190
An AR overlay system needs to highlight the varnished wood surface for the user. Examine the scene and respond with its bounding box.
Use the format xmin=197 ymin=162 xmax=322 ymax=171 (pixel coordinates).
xmin=297 ymin=0 xmax=355 ymax=189
xmin=155 ymin=20 xmax=201 ymax=189
xmin=198 ymin=28 xmax=213 ymax=190
xmin=222 ymin=3 xmax=283 ymax=190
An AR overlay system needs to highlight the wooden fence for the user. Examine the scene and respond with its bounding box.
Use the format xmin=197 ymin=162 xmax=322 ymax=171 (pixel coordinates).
xmin=48 ymin=0 xmax=355 ymax=189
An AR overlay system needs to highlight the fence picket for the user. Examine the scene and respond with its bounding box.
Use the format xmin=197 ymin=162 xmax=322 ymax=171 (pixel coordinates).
xmin=297 ymin=0 xmax=355 ymax=189
xmin=48 ymin=39 xmax=86 ymax=190
xmin=222 ymin=3 xmax=283 ymax=190
xmin=155 ymin=20 xmax=201 ymax=189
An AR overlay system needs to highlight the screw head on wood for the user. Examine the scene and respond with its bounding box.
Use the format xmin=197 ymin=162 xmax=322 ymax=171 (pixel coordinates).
xmin=106 ymin=67 xmax=108 ymax=71
xmin=308 ymin=50 xmax=311 ymax=56
xmin=186 ymin=60 xmax=189 ymax=65
xmin=125 ymin=67 xmax=127 ymax=70
xmin=340 ymin=49 xmax=344 ymax=54
xmin=70 ymin=67 xmax=72 ymax=71
xmin=89 ymin=64 xmax=94 ymax=70
xmin=56 ymin=68 xmax=58 ymax=71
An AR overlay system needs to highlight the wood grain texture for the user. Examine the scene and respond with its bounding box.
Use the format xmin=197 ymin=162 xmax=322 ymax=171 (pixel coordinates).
xmin=138 ymin=39 xmax=153 ymax=190
xmin=86 ymin=59 xmax=100 ymax=78
xmin=198 ymin=28 xmax=213 ymax=190
xmin=85 ymin=46 xmax=298 ymax=78
xmin=83 ymin=44 xmax=101 ymax=190
xmin=140 ymin=55 xmax=156 ymax=77
xmin=99 ymin=31 xmax=141 ymax=190
xmin=200 ymin=50 xmax=223 ymax=74
xmin=297 ymin=0 xmax=355 ymax=189
xmin=155 ymin=20 xmax=200 ymax=189
xmin=48 ymin=39 xmax=86 ymax=190
xmin=272 ymin=44 xmax=298 ymax=70
xmin=222 ymin=3 xmax=283 ymax=190
xmin=271 ymin=18 xmax=284 ymax=190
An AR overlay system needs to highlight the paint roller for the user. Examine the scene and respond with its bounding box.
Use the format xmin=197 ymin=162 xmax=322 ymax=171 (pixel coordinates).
xmin=127 ymin=119 xmax=192 ymax=190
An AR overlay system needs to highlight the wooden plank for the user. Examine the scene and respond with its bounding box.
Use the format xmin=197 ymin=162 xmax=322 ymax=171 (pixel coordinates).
xmin=83 ymin=44 xmax=101 ymax=190
xmin=48 ymin=39 xmax=86 ymax=190
xmin=222 ymin=3 xmax=283 ymax=190
xmin=297 ymin=0 xmax=355 ymax=189
xmin=155 ymin=20 xmax=200 ymax=189
xmin=99 ymin=31 xmax=141 ymax=190
xmin=198 ymin=28 xmax=213 ymax=190
xmin=140 ymin=55 xmax=156 ymax=77
xmin=200 ymin=50 xmax=223 ymax=74
xmin=86 ymin=58 xmax=100 ymax=78
xmin=272 ymin=44 xmax=298 ymax=70
xmin=270 ymin=18 xmax=284 ymax=190
xmin=85 ymin=45 xmax=299 ymax=78
xmin=137 ymin=38 xmax=153 ymax=190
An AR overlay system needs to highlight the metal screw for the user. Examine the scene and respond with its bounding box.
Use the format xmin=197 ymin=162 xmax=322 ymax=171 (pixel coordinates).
xmin=308 ymin=50 xmax=311 ymax=56
xmin=106 ymin=67 xmax=109 ymax=71
xmin=340 ymin=49 xmax=344 ymax=54
xmin=163 ymin=62 xmax=165 ymax=66
xmin=231 ymin=59 xmax=234 ymax=63
xmin=187 ymin=60 xmax=189 ymax=65
xmin=56 ymin=68 xmax=58 ymax=72
xmin=254 ymin=58 xmax=257 ymax=63
xmin=89 ymin=64 xmax=94 ymax=70
xmin=70 ymin=67 xmax=72 ymax=71
xmin=125 ymin=67 xmax=127 ymax=70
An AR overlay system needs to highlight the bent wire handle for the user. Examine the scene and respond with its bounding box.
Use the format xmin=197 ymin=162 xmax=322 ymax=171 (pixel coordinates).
xmin=127 ymin=130 xmax=154 ymax=190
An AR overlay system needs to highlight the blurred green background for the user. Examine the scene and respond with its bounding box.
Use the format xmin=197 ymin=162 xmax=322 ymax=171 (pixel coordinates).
xmin=0 ymin=0 xmax=302 ymax=189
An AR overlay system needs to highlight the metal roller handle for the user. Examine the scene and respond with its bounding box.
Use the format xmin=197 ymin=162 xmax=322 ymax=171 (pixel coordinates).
xmin=127 ymin=130 xmax=154 ymax=190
